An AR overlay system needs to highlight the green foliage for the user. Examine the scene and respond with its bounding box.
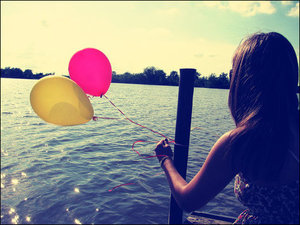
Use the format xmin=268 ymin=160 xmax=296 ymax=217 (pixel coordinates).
xmin=167 ymin=71 xmax=179 ymax=86
xmin=112 ymin=66 xmax=230 ymax=89
xmin=0 ymin=67 xmax=55 ymax=79
xmin=1 ymin=66 xmax=230 ymax=89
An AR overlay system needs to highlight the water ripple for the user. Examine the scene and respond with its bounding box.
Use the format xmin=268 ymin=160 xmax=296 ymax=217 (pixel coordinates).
xmin=1 ymin=79 xmax=245 ymax=224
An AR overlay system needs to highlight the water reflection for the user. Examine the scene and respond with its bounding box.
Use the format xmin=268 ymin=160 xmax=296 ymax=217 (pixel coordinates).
xmin=1 ymin=148 xmax=9 ymax=156
xmin=9 ymin=208 xmax=16 ymax=214
xmin=74 ymin=218 xmax=82 ymax=224
xmin=11 ymin=215 xmax=19 ymax=224
xmin=1 ymin=173 xmax=6 ymax=188
xmin=1 ymin=79 xmax=243 ymax=224
xmin=11 ymin=179 xmax=19 ymax=185
xmin=21 ymin=172 xmax=27 ymax=177
xmin=8 ymin=208 xmax=19 ymax=224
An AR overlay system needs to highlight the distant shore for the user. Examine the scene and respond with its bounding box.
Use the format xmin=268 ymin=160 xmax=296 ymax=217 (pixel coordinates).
xmin=1 ymin=66 xmax=299 ymax=91
xmin=1 ymin=66 xmax=231 ymax=89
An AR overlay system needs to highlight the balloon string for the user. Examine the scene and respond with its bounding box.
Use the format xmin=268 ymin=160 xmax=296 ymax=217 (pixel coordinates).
xmin=90 ymin=95 xmax=220 ymax=139
xmin=108 ymin=140 xmax=173 ymax=192
xmin=108 ymin=131 xmax=218 ymax=192
xmin=92 ymin=95 xmax=179 ymax=192
xmin=131 ymin=140 xmax=156 ymax=157
xmin=109 ymin=171 xmax=165 ymax=192
xmin=102 ymin=95 xmax=175 ymax=142
xmin=94 ymin=96 xmax=221 ymax=141
xmin=96 ymin=95 xmax=221 ymax=192
xmin=108 ymin=183 xmax=135 ymax=192
xmin=131 ymin=140 xmax=185 ymax=158
xmin=93 ymin=116 xmax=124 ymax=121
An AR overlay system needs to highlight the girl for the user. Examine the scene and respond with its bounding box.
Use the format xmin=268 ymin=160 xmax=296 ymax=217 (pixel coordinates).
xmin=155 ymin=32 xmax=299 ymax=224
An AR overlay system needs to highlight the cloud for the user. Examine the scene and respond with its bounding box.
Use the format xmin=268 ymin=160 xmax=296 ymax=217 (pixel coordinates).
xmin=281 ymin=1 xmax=293 ymax=6
xmin=41 ymin=20 xmax=48 ymax=28
xmin=255 ymin=1 xmax=277 ymax=15
xmin=101 ymin=27 xmax=236 ymax=77
xmin=287 ymin=3 xmax=299 ymax=17
xmin=203 ymin=1 xmax=276 ymax=17
xmin=194 ymin=53 xmax=204 ymax=58
xmin=202 ymin=1 xmax=227 ymax=10
xmin=155 ymin=7 xmax=180 ymax=16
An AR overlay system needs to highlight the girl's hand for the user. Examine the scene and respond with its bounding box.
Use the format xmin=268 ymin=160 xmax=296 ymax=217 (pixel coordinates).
xmin=154 ymin=139 xmax=173 ymax=166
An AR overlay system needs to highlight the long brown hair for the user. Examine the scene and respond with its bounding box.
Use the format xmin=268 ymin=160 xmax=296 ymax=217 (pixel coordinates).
xmin=228 ymin=32 xmax=299 ymax=181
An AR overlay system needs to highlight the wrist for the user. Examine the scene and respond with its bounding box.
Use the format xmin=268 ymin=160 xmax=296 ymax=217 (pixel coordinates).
xmin=160 ymin=156 xmax=172 ymax=168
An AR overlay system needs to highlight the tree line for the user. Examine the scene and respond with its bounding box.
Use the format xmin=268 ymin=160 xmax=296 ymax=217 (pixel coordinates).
xmin=1 ymin=67 xmax=55 ymax=79
xmin=112 ymin=67 xmax=230 ymax=89
xmin=1 ymin=66 xmax=230 ymax=89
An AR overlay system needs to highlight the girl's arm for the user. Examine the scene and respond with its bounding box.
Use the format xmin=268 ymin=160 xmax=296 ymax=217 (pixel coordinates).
xmin=156 ymin=131 xmax=237 ymax=212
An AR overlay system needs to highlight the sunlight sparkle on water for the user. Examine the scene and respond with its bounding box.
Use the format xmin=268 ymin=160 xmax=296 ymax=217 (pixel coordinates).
xmin=11 ymin=179 xmax=19 ymax=185
xmin=74 ymin=187 xmax=80 ymax=193
xmin=1 ymin=148 xmax=8 ymax=156
xmin=26 ymin=216 xmax=31 ymax=222
xmin=74 ymin=218 xmax=81 ymax=224
xmin=9 ymin=208 xmax=15 ymax=215
xmin=11 ymin=215 xmax=19 ymax=224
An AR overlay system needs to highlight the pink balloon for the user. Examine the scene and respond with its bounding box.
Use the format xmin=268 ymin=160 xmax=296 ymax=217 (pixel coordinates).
xmin=69 ymin=48 xmax=112 ymax=96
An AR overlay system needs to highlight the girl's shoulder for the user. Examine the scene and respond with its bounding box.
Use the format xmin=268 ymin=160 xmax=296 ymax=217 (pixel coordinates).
xmin=209 ymin=129 xmax=237 ymax=163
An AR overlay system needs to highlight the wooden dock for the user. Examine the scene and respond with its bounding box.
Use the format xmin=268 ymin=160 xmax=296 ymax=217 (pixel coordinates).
xmin=184 ymin=211 xmax=236 ymax=224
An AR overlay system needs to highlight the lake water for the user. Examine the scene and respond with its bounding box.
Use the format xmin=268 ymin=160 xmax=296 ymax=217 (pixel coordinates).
xmin=1 ymin=78 xmax=246 ymax=224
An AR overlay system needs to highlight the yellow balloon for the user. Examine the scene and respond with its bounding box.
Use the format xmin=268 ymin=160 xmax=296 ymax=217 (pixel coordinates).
xmin=30 ymin=76 xmax=94 ymax=126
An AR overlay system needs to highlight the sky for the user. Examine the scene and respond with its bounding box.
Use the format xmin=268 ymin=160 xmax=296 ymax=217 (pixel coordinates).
xmin=1 ymin=1 xmax=299 ymax=77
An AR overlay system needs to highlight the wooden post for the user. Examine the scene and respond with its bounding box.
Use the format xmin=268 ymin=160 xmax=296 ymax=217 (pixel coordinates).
xmin=168 ymin=68 xmax=195 ymax=224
